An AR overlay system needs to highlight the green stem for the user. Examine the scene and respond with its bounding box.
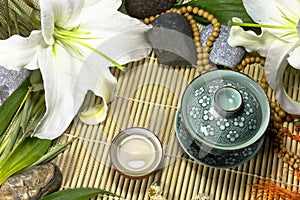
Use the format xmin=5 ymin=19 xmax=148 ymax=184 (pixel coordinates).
xmin=20 ymin=91 xmax=34 ymax=131
xmin=0 ymin=86 xmax=33 ymax=165
xmin=0 ymin=78 xmax=31 ymax=137
xmin=229 ymin=21 xmax=296 ymax=30
xmin=30 ymin=93 xmax=45 ymax=118
xmin=11 ymin=88 xmax=32 ymax=124
xmin=72 ymin=38 xmax=126 ymax=71
xmin=25 ymin=104 xmax=46 ymax=137
xmin=0 ymin=137 xmax=9 ymax=156
xmin=0 ymin=115 xmax=21 ymax=168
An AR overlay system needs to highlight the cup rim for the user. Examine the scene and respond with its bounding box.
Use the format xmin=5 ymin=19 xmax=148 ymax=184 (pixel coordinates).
xmin=110 ymin=127 xmax=163 ymax=179
xmin=213 ymin=86 xmax=244 ymax=116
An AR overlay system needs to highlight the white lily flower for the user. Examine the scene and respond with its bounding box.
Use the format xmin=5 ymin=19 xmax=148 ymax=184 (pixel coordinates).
xmin=228 ymin=0 xmax=300 ymax=114
xmin=0 ymin=0 xmax=152 ymax=139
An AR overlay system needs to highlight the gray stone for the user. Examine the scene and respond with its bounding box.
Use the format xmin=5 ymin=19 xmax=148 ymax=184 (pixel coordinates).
xmin=125 ymin=0 xmax=176 ymax=19
xmin=0 ymin=163 xmax=62 ymax=200
xmin=0 ymin=66 xmax=30 ymax=106
xmin=201 ymin=25 xmax=245 ymax=68
xmin=147 ymin=13 xmax=197 ymax=66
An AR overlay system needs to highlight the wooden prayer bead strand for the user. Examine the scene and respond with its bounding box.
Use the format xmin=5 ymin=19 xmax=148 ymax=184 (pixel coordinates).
xmin=236 ymin=56 xmax=300 ymax=172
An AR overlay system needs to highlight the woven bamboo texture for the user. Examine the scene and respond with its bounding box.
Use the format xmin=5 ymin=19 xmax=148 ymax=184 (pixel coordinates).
xmin=54 ymin=51 xmax=300 ymax=200
xmin=2 ymin=1 xmax=300 ymax=199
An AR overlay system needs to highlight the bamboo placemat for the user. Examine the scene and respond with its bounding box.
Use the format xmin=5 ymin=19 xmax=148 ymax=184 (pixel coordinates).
xmin=55 ymin=51 xmax=300 ymax=200
xmin=2 ymin=1 xmax=299 ymax=199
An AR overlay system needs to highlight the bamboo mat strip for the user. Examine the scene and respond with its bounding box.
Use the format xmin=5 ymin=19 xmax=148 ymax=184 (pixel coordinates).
xmin=55 ymin=53 xmax=300 ymax=200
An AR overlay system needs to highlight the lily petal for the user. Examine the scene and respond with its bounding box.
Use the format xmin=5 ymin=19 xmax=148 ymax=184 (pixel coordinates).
xmin=287 ymin=45 xmax=300 ymax=69
xmin=74 ymin=25 xmax=151 ymax=125
xmin=34 ymin=45 xmax=81 ymax=139
xmin=228 ymin=18 xmax=277 ymax=56
xmin=243 ymin=0 xmax=300 ymax=25
xmin=77 ymin=7 xmax=152 ymax=64
xmin=69 ymin=0 xmax=152 ymax=64
xmin=79 ymin=102 xmax=108 ymax=124
xmin=0 ymin=31 xmax=43 ymax=70
xmin=243 ymin=0 xmax=279 ymax=24
xmin=75 ymin=64 xmax=117 ymax=125
xmin=84 ymin=0 xmax=121 ymax=10
xmin=265 ymin=40 xmax=300 ymax=114
xmin=243 ymin=0 xmax=300 ymax=41
xmin=40 ymin=0 xmax=85 ymax=45
xmin=78 ymin=0 xmax=150 ymax=39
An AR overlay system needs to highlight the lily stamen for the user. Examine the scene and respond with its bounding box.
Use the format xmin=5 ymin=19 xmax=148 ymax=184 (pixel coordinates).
xmin=53 ymin=27 xmax=125 ymax=71
xmin=55 ymin=27 xmax=97 ymax=40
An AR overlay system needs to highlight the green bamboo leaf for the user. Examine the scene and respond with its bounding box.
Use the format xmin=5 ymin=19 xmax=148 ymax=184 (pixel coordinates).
xmin=24 ymin=104 xmax=46 ymax=136
xmin=41 ymin=188 xmax=118 ymax=200
xmin=0 ymin=77 xmax=31 ymax=136
xmin=0 ymin=114 xmax=21 ymax=164
xmin=177 ymin=0 xmax=254 ymax=25
xmin=29 ymin=137 xmax=76 ymax=168
xmin=0 ymin=137 xmax=51 ymax=185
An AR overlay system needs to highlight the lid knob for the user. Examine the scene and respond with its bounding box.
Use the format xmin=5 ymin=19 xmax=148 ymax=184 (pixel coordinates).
xmin=213 ymin=86 xmax=243 ymax=117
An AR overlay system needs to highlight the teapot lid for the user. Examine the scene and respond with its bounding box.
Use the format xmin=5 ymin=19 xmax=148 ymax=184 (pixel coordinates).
xmin=181 ymin=70 xmax=270 ymax=151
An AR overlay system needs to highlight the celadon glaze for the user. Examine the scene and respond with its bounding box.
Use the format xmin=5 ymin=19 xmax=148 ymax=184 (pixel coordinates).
xmin=180 ymin=70 xmax=270 ymax=151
